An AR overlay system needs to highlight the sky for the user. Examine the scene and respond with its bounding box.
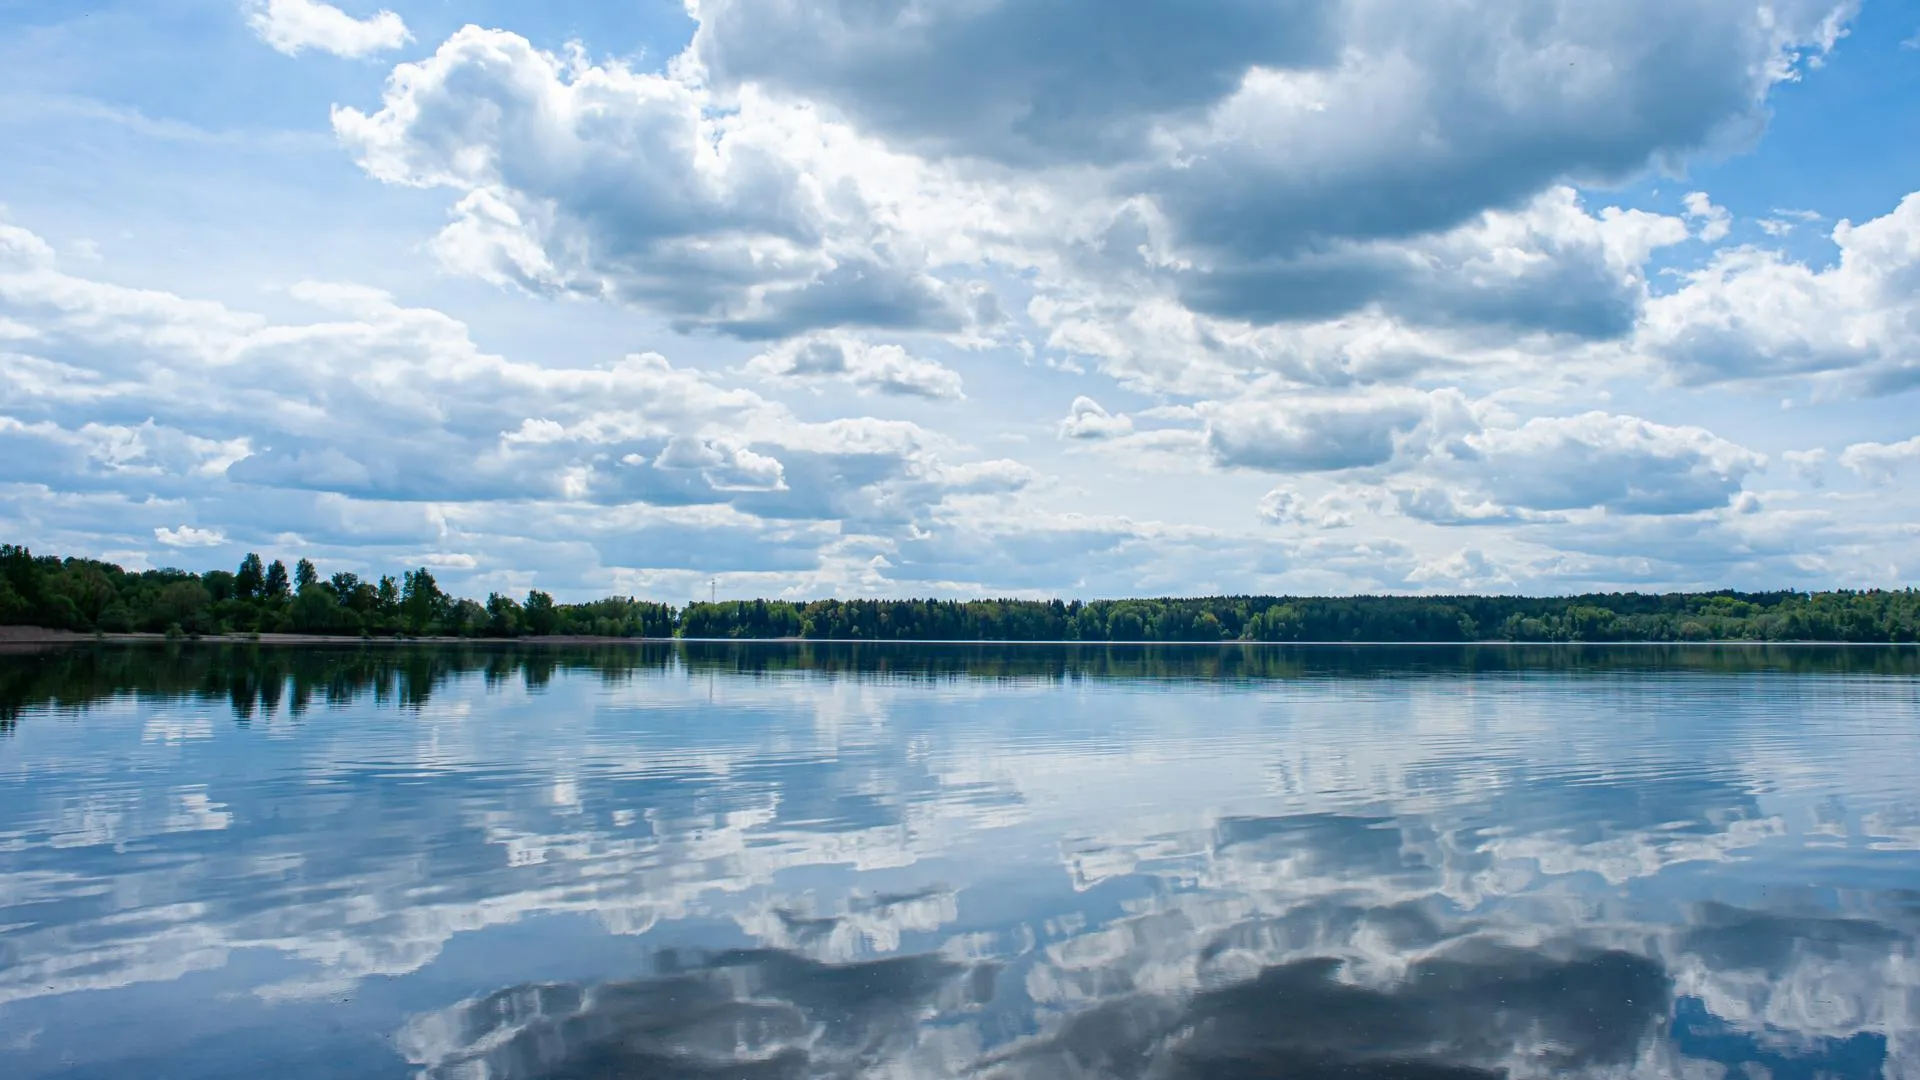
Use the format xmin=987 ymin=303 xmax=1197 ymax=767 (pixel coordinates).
xmin=1 ymin=0 xmax=1918 ymax=603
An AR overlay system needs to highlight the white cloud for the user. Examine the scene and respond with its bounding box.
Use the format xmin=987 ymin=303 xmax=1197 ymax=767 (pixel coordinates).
xmin=154 ymin=525 xmax=228 ymax=548
xmin=333 ymin=28 xmax=979 ymax=341
xmin=1453 ymin=412 xmax=1766 ymax=517
xmin=1138 ymin=1 xmax=1846 ymax=260
xmin=1170 ymin=188 xmax=1692 ymax=339
xmin=649 ymin=436 xmax=789 ymax=492
xmin=1782 ymin=448 xmax=1830 ymax=485
xmin=1256 ymin=488 xmax=1355 ymax=530
xmin=1839 ymin=436 xmax=1920 ymax=483
xmin=1029 ymin=188 xmax=1690 ymax=400
xmin=694 ymin=0 xmax=1847 ymax=201
xmin=17 ymin=0 xmax=1920 ymax=596
xmin=1058 ymin=397 xmax=1133 ymax=440
xmin=1641 ymin=193 xmax=1920 ymax=396
xmin=414 ymin=552 xmax=477 ymax=570
xmin=745 ymin=337 xmax=964 ymax=400
xmin=1406 ymin=548 xmax=1516 ymax=592
xmin=0 ymin=220 xmax=1065 ymax=593
xmin=1683 ymin=191 xmax=1733 ymax=243
xmin=1204 ymin=389 xmax=1476 ymax=474
xmin=244 ymin=0 xmax=410 ymax=59
xmin=329 ymin=4 xmax=1852 ymax=396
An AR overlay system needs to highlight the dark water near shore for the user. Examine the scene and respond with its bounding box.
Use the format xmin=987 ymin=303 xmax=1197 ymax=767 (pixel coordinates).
xmin=1 ymin=642 xmax=1918 ymax=1078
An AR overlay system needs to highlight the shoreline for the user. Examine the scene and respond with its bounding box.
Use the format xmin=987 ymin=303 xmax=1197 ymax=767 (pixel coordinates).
xmin=2 ymin=627 xmax=1912 ymax=650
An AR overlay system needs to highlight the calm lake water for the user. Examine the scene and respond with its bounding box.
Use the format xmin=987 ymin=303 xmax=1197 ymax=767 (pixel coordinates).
xmin=2 ymin=643 xmax=1919 ymax=1079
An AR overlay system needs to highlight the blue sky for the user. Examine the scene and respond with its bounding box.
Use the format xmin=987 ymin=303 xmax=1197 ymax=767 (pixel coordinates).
xmin=1 ymin=0 xmax=1918 ymax=601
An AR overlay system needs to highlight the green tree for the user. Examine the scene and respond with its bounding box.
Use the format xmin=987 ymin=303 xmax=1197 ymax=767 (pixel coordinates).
xmin=401 ymin=567 xmax=445 ymax=634
xmin=524 ymin=590 xmax=558 ymax=636
xmin=264 ymin=559 xmax=291 ymax=599
xmin=450 ymin=598 xmax=488 ymax=637
xmin=291 ymin=588 xmax=342 ymax=633
xmin=154 ymin=580 xmax=213 ymax=631
xmin=235 ymin=553 xmax=265 ymax=600
xmin=485 ymin=593 xmax=523 ymax=636
xmin=5 ymin=539 xmax=1920 ymax=645
xmin=0 ymin=575 xmax=22 ymax=623
xmin=51 ymin=563 xmax=117 ymax=629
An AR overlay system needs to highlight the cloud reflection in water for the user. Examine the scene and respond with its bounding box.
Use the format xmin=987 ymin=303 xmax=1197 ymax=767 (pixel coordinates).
xmin=0 ymin=644 xmax=1914 ymax=1079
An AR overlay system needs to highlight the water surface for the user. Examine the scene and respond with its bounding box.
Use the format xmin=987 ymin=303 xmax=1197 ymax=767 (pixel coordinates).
xmin=2 ymin=643 xmax=1918 ymax=1078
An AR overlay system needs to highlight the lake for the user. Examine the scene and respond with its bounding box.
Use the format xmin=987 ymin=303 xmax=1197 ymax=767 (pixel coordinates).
xmin=1 ymin=642 xmax=1918 ymax=1079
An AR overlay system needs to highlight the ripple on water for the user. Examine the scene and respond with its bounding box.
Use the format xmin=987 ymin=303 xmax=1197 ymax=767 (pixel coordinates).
xmin=0 ymin=643 xmax=1915 ymax=1078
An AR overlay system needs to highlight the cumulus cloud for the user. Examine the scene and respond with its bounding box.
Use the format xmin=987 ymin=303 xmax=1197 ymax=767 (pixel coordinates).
xmin=1029 ymin=190 xmax=1694 ymax=400
xmin=0 ymin=220 xmax=1053 ymax=592
xmin=1383 ymin=412 xmax=1767 ymax=539
xmin=1256 ymin=488 xmax=1354 ymax=530
xmin=245 ymin=0 xmax=410 ymax=58
xmin=334 ymin=28 xmax=976 ymax=340
xmin=1171 ymin=188 xmax=1691 ymax=339
xmin=1057 ymin=396 xmax=1133 ymax=440
xmin=1204 ymin=389 xmax=1476 ymax=474
xmin=693 ymin=0 xmax=1845 ymax=206
xmin=745 ymin=337 xmax=964 ymax=399
xmin=1642 ymin=192 xmax=1920 ymax=395
xmin=1456 ymin=412 xmax=1766 ymax=517
xmin=1839 ymin=436 xmax=1920 ymax=483
xmin=19 ymin=0 xmax=1920 ymax=595
xmin=1683 ymin=191 xmax=1734 ymax=243
xmin=331 ymin=3 xmax=1857 ymax=392
xmin=1405 ymin=548 xmax=1517 ymax=591
xmin=1782 ymin=448 xmax=1830 ymax=485
xmin=691 ymin=0 xmax=1342 ymax=166
xmin=153 ymin=525 xmax=228 ymax=548
xmin=649 ymin=436 xmax=789 ymax=492
xmin=0 ymin=417 xmax=252 ymax=497
xmin=1145 ymin=0 xmax=1848 ymax=257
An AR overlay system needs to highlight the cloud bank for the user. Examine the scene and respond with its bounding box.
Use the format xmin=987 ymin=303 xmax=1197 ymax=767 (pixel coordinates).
xmin=4 ymin=0 xmax=1917 ymax=596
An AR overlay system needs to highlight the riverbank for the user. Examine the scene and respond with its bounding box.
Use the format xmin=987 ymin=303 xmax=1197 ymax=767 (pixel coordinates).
xmin=3 ymin=626 xmax=1912 ymax=651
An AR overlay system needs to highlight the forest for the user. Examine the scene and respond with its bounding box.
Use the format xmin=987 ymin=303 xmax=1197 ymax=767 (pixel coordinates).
xmin=4 ymin=544 xmax=1919 ymax=643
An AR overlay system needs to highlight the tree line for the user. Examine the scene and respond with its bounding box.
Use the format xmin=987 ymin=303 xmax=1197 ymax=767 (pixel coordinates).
xmin=4 ymin=544 xmax=1918 ymax=642
xmin=0 ymin=544 xmax=672 ymax=640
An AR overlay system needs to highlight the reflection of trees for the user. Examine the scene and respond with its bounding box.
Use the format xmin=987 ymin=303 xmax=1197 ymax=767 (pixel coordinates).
xmin=6 ymin=641 xmax=1917 ymax=727
xmin=675 ymin=641 xmax=1920 ymax=682
xmin=0 ymin=643 xmax=679 ymax=725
